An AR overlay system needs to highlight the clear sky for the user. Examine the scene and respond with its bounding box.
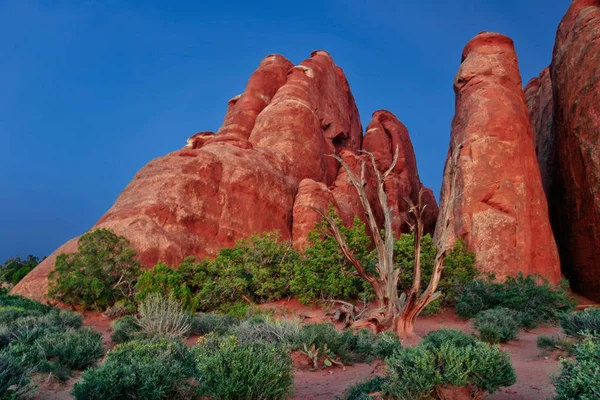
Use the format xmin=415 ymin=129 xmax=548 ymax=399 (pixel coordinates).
xmin=0 ymin=0 xmax=570 ymax=261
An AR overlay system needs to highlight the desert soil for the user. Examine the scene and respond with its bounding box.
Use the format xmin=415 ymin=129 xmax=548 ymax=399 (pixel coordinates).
xmin=32 ymin=302 xmax=567 ymax=400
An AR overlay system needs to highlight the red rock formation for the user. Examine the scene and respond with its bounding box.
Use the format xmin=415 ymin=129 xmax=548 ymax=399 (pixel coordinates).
xmin=250 ymin=51 xmax=363 ymax=185
xmin=12 ymin=52 xmax=438 ymax=303
xmin=524 ymin=68 xmax=555 ymax=199
xmin=363 ymin=110 xmax=439 ymax=235
xmin=292 ymin=179 xmax=339 ymax=250
xmin=291 ymin=111 xmax=439 ymax=250
xmin=550 ymin=0 xmax=600 ymax=300
xmin=435 ymin=32 xmax=561 ymax=282
xmin=215 ymin=55 xmax=293 ymax=140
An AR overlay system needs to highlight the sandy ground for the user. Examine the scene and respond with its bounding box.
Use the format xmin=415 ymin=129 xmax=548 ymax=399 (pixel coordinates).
xmin=30 ymin=303 xmax=575 ymax=400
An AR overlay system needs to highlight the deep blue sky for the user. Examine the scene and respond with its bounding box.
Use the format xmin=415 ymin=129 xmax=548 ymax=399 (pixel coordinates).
xmin=1 ymin=0 xmax=569 ymax=261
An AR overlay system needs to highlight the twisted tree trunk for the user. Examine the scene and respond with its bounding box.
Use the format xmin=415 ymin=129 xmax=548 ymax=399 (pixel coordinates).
xmin=312 ymin=148 xmax=449 ymax=339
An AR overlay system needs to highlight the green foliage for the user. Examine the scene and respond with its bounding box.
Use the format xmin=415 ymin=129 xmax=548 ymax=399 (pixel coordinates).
xmin=553 ymin=336 xmax=600 ymax=400
xmin=395 ymin=235 xmax=476 ymax=310
xmin=0 ymin=294 xmax=102 ymax=388
xmin=231 ymin=316 xmax=301 ymax=345
xmin=104 ymin=299 xmax=136 ymax=319
xmin=190 ymin=312 xmax=240 ymax=336
xmin=0 ymin=255 xmax=41 ymax=287
xmin=560 ymin=308 xmax=600 ymax=338
xmin=193 ymin=334 xmax=294 ymax=400
xmin=383 ymin=331 xmax=516 ymax=399
xmin=35 ymin=328 xmax=104 ymax=371
xmin=72 ymin=338 xmax=197 ymax=400
xmin=137 ymin=294 xmax=191 ymax=339
xmin=292 ymin=214 xmax=375 ymax=304
xmin=48 ymin=229 xmax=141 ymax=311
xmin=187 ymin=232 xmax=300 ymax=311
xmin=293 ymin=323 xmax=353 ymax=362
xmin=421 ymin=329 xmax=477 ymax=350
xmin=0 ymin=349 xmax=30 ymax=400
xmin=338 ymin=376 xmax=388 ymax=400
xmin=537 ymin=335 xmax=575 ymax=354
xmin=456 ymin=274 xmax=576 ymax=327
xmin=291 ymin=323 xmax=401 ymax=363
xmin=111 ymin=315 xmax=143 ymax=344
xmin=473 ymin=308 xmax=519 ymax=343
xmin=135 ymin=263 xmax=195 ymax=310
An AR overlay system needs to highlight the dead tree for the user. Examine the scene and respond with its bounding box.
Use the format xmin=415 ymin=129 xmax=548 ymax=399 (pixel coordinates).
xmin=311 ymin=149 xmax=448 ymax=338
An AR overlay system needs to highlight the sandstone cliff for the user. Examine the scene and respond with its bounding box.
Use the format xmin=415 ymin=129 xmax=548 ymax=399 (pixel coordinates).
xmin=435 ymin=32 xmax=561 ymax=282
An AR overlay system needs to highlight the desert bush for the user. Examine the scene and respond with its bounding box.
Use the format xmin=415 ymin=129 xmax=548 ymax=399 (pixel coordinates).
xmin=292 ymin=323 xmax=352 ymax=361
xmin=395 ymin=235 xmax=476 ymax=309
xmin=0 ymin=255 xmax=41 ymax=287
xmin=137 ymin=294 xmax=191 ymax=339
xmin=72 ymin=338 xmax=196 ymax=400
xmin=0 ymin=293 xmax=52 ymax=315
xmin=456 ymin=274 xmax=575 ymax=327
xmin=111 ymin=315 xmax=142 ymax=344
xmin=135 ymin=263 xmax=195 ymax=310
xmin=473 ymin=308 xmax=519 ymax=343
xmin=537 ymin=335 xmax=575 ymax=354
xmin=0 ymin=349 xmax=30 ymax=400
xmin=292 ymin=215 xmax=375 ymax=304
xmin=552 ymin=335 xmax=600 ymax=400
xmin=560 ymin=308 xmax=600 ymax=338
xmin=421 ymin=329 xmax=477 ymax=350
xmin=104 ymin=299 xmax=136 ymax=319
xmin=291 ymin=323 xmax=401 ymax=363
xmin=48 ymin=229 xmax=141 ymax=311
xmin=190 ymin=312 xmax=240 ymax=335
xmin=36 ymin=328 xmax=104 ymax=371
xmin=231 ymin=316 xmax=301 ymax=344
xmin=338 ymin=376 xmax=388 ymax=400
xmin=383 ymin=332 xmax=515 ymax=399
xmin=193 ymin=334 xmax=293 ymax=400
xmin=199 ymin=233 xmax=299 ymax=309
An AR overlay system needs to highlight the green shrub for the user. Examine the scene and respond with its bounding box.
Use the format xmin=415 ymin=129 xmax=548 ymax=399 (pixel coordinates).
xmin=137 ymin=294 xmax=191 ymax=339
xmin=231 ymin=317 xmax=301 ymax=345
xmin=0 ymin=349 xmax=30 ymax=399
xmin=293 ymin=323 xmax=353 ymax=361
xmin=197 ymin=233 xmax=300 ymax=310
xmin=0 ymin=255 xmax=41 ymax=286
xmin=383 ymin=332 xmax=515 ymax=399
xmin=135 ymin=263 xmax=195 ymax=310
xmin=537 ymin=335 xmax=575 ymax=354
xmin=473 ymin=308 xmax=519 ymax=343
xmin=372 ymin=331 xmax=403 ymax=359
xmin=72 ymin=338 xmax=196 ymax=400
xmin=421 ymin=329 xmax=477 ymax=350
xmin=552 ymin=336 xmax=600 ymax=399
xmin=338 ymin=376 xmax=387 ymax=400
xmin=193 ymin=335 xmax=293 ymax=400
xmin=104 ymin=299 xmax=136 ymax=319
xmin=292 ymin=214 xmax=375 ymax=304
xmin=560 ymin=308 xmax=600 ymax=338
xmin=111 ymin=315 xmax=142 ymax=344
xmin=291 ymin=323 xmax=400 ymax=363
xmin=190 ymin=312 xmax=240 ymax=336
xmin=0 ymin=293 xmax=52 ymax=315
xmin=36 ymin=328 xmax=104 ymax=371
xmin=395 ymin=235 xmax=476 ymax=308
xmin=48 ymin=229 xmax=141 ymax=311
xmin=456 ymin=274 xmax=575 ymax=327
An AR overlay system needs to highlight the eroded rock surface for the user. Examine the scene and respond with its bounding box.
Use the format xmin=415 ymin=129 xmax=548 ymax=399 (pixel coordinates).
xmin=435 ymin=32 xmax=561 ymax=282
xmin=550 ymin=0 xmax=600 ymax=300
